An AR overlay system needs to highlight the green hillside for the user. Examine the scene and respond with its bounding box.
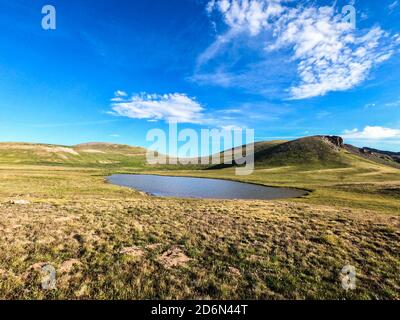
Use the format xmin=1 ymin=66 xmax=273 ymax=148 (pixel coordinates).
xmin=1 ymin=136 xmax=399 ymax=171
xmin=253 ymin=136 xmax=346 ymax=167
xmin=0 ymin=142 xmax=146 ymax=168
xmin=268 ymin=137 xmax=399 ymax=168
xmin=213 ymin=136 xmax=400 ymax=169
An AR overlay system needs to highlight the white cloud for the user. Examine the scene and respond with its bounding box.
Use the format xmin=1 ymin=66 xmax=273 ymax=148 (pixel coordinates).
xmin=115 ymin=90 xmax=128 ymax=97
xmin=200 ymin=1 xmax=397 ymax=99
xmin=389 ymin=1 xmax=399 ymax=12
xmin=208 ymin=0 xmax=285 ymax=36
xmin=109 ymin=92 xmax=273 ymax=130
xmin=190 ymin=70 xmax=237 ymax=87
xmin=110 ymin=92 xmax=205 ymax=124
xmin=343 ymin=126 xmax=400 ymax=140
xmin=270 ymin=7 xmax=393 ymax=99
xmin=199 ymin=0 xmax=286 ymax=66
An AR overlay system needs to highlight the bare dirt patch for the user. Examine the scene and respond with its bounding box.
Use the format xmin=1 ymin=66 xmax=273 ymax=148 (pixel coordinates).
xmin=157 ymin=246 xmax=191 ymax=268
xmin=59 ymin=259 xmax=82 ymax=274
xmin=80 ymin=149 xmax=106 ymax=154
xmin=120 ymin=246 xmax=145 ymax=258
xmin=43 ymin=147 xmax=79 ymax=155
xmin=28 ymin=262 xmax=48 ymax=272
xmin=145 ymin=243 xmax=162 ymax=250
xmin=0 ymin=269 xmax=8 ymax=278
xmin=228 ymin=267 xmax=241 ymax=277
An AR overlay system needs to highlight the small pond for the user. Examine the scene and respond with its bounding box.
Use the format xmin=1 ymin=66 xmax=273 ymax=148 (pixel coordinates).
xmin=107 ymin=174 xmax=308 ymax=200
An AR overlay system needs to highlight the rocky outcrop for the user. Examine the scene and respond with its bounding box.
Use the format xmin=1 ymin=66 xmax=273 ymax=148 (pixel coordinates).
xmin=319 ymin=136 xmax=344 ymax=150
xmin=345 ymin=144 xmax=400 ymax=168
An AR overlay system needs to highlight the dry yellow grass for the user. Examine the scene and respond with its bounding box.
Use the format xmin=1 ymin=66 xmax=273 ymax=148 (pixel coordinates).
xmin=0 ymin=165 xmax=399 ymax=299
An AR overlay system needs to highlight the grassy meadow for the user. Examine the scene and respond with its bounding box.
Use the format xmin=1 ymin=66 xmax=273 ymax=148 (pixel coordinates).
xmin=0 ymin=142 xmax=399 ymax=299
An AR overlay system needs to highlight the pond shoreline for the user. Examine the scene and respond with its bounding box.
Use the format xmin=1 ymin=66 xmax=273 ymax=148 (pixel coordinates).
xmin=106 ymin=173 xmax=310 ymax=200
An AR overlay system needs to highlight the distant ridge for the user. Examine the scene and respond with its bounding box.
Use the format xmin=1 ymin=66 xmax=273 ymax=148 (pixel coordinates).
xmin=0 ymin=137 xmax=399 ymax=169
xmin=0 ymin=142 xmax=146 ymax=167
xmin=211 ymin=136 xmax=400 ymax=169
xmin=345 ymin=144 xmax=400 ymax=166
xmin=74 ymin=142 xmax=146 ymax=154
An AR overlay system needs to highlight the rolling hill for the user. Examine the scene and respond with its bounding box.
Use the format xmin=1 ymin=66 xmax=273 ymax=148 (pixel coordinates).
xmin=345 ymin=145 xmax=400 ymax=166
xmin=0 ymin=136 xmax=399 ymax=170
xmin=211 ymin=135 xmax=400 ymax=170
xmin=251 ymin=136 xmax=346 ymax=167
xmin=0 ymin=142 xmax=146 ymax=167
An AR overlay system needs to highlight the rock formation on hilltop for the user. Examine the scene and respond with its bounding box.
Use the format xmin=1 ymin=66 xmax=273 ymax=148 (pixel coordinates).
xmin=319 ymin=136 xmax=344 ymax=150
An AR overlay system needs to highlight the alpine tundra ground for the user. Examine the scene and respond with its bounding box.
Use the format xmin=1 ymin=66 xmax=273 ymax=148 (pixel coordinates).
xmin=0 ymin=161 xmax=399 ymax=299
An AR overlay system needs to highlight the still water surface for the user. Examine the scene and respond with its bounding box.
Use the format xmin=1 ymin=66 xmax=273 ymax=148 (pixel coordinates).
xmin=107 ymin=174 xmax=308 ymax=200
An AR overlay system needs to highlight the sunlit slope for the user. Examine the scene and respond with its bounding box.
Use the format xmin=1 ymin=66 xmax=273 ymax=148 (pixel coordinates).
xmin=0 ymin=142 xmax=147 ymax=167
xmin=1 ymin=136 xmax=399 ymax=170
xmin=242 ymin=136 xmax=399 ymax=169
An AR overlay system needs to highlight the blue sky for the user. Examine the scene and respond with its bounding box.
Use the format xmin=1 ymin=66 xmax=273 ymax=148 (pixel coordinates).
xmin=0 ymin=0 xmax=400 ymax=151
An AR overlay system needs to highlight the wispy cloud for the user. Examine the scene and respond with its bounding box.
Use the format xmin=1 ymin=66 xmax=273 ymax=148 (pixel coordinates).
xmin=111 ymin=91 xmax=128 ymax=102
xmin=115 ymin=90 xmax=128 ymax=97
xmin=384 ymin=99 xmax=400 ymax=107
xmin=389 ymin=1 xmax=399 ymax=13
xmin=207 ymin=0 xmax=284 ymax=36
xmin=316 ymin=111 xmax=332 ymax=119
xmin=363 ymin=98 xmax=400 ymax=109
xmin=110 ymin=92 xmax=205 ymax=124
xmin=190 ymin=58 xmax=294 ymax=97
xmin=271 ymin=8 xmax=393 ymax=99
xmin=343 ymin=126 xmax=400 ymax=140
xmin=199 ymin=0 xmax=285 ymax=67
xmin=109 ymin=91 xmax=286 ymax=130
xmin=195 ymin=0 xmax=397 ymax=99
